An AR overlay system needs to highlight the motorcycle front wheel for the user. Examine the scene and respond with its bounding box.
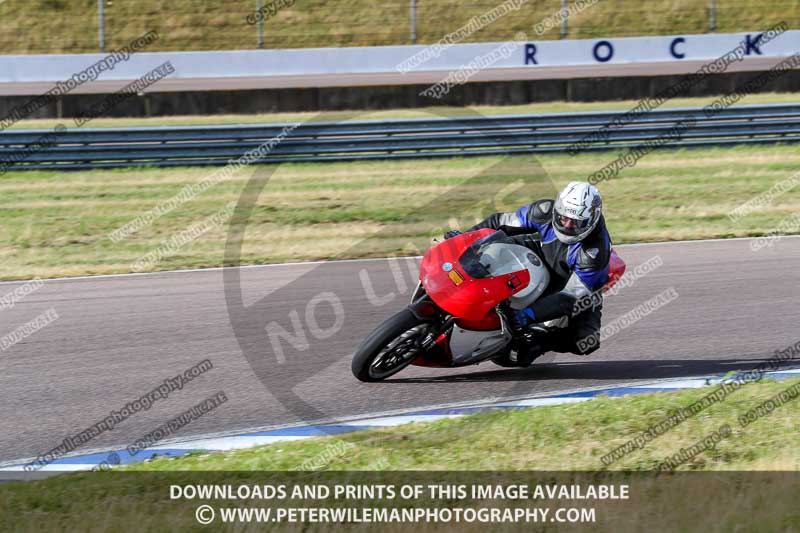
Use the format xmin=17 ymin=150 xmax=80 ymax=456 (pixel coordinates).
xmin=351 ymin=309 xmax=432 ymax=382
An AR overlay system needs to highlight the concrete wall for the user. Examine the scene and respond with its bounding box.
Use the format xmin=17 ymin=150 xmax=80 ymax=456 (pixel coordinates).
xmin=1 ymin=69 xmax=799 ymax=121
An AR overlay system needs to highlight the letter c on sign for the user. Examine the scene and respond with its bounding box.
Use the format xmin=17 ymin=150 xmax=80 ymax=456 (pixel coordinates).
xmin=670 ymin=37 xmax=686 ymax=59
xmin=593 ymin=40 xmax=613 ymax=63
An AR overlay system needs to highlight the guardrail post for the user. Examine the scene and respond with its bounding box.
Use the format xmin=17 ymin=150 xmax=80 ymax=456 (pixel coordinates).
xmin=709 ymin=0 xmax=716 ymax=32
xmin=97 ymin=0 xmax=105 ymax=52
xmin=560 ymin=0 xmax=568 ymax=39
xmin=410 ymin=0 xmax=417 ymax=44
xmin=256 ymin=0 xmax=264 ymax=48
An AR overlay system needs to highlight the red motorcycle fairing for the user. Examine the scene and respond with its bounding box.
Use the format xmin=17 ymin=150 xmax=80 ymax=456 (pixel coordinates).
xmin=419 ymin=229 xmax=531 ymax=322
xmin=410 ymin=234 xmax=626 ymax=370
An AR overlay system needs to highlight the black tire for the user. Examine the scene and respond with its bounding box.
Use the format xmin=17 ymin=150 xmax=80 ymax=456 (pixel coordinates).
xmin=351 ymin=309 xmax=430 ymax=382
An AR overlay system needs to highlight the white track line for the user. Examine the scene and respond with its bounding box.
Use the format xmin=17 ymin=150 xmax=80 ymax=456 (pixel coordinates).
xmin=146 ymin=435 xmax=311 ymax=452
xmin=0 ymin=464 xmax=94 ymax=473
xmin=0 ymin=234 xmax=797 ymax=286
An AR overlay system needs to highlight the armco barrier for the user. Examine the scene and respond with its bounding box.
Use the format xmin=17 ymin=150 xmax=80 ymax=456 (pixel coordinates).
xmin=1 ymin=103 xmax=800 ymax=171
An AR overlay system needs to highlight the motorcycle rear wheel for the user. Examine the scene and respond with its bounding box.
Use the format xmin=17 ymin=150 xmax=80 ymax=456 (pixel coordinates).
xmin=351 ymin=309 xmax=431 ymax=382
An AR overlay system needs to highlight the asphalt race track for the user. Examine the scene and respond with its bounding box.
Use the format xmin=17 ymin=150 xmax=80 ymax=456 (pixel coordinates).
xmin=1 ymin=236 xmax=798 ymax=464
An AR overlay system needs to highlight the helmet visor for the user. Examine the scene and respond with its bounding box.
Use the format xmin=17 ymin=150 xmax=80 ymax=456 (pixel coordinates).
xmin=554 ymin=213 xmax=592 ymax=237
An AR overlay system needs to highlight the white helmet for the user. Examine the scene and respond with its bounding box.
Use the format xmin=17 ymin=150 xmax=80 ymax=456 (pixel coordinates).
xmin=552 ymin=181 xmax=602 ymax=244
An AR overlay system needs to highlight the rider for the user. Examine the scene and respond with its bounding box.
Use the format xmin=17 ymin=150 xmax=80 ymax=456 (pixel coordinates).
xmin=445 ymin=181 xmax=610 ymax=365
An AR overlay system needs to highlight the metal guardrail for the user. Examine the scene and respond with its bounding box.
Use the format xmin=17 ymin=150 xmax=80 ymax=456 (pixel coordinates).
xmin=2 ymin=103 xmax=800 ymax=171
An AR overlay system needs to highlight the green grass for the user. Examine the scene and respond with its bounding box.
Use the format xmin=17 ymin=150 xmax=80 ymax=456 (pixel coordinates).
xmin=1 ymin=143 xmax=800 ymax=280
xmin=0 ymin=379 xmax=798 ymax=531
xmin=1 ymin=0 xmax=797 ymax=54
xmin=6 ymin=92 xmax=800 ymax=130
xmin=124 ymin=378 xmax=800 ymax=471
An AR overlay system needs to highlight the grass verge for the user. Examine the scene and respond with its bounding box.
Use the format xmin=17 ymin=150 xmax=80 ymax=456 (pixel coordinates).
xmin=0 ymin=378 xmax=798 ymax=531
xmin=116 ymin=377 xmax=800 ymax=472
xmin=1 ymin=143 xmax=799 ymax=280
xmin=1 ymin=0 xmax=795 ymax=54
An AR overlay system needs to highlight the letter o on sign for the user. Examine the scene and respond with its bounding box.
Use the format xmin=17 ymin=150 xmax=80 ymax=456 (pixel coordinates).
xmin=593 ymin=40 xmax=614 ymax=63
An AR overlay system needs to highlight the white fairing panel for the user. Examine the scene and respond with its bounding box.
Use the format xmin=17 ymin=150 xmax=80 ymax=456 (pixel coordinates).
xmin=475 ymin=243 xmax=550 ymax=310
xmin=449 ymin=327 xmax=508 ymax=365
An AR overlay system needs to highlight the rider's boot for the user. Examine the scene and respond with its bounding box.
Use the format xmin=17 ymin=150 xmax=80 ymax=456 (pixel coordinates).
xmin=509 ymin=339 xmax=546 ymax=367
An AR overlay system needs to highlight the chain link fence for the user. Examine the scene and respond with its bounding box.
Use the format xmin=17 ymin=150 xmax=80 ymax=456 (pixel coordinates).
xmin=0 ymin=0 xmax=796 ymax=54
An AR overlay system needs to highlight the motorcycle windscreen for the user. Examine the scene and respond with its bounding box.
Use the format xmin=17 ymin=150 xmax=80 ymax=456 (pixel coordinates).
xmin=420 ymin=230 xmax=531 ymax=321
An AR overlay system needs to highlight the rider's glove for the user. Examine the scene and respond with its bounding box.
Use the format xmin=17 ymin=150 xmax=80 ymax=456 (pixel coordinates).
xmin=511 ymin=307 xmax=536 ymax=329
xmin=444 ymin=229 xmax=462 ymax=240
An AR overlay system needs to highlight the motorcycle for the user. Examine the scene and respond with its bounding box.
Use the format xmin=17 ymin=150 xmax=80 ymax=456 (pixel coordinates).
xmin=351 ymin=228 xmax=626 ymax=382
